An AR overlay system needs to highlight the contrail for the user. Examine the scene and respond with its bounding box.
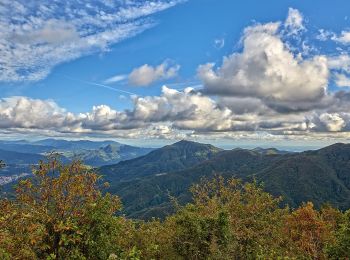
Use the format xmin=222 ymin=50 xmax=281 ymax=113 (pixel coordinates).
xmin=61 ymin=74 xmax=137 ymax=95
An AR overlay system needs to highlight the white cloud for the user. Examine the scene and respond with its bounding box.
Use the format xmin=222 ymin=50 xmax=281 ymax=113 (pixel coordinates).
xmin=0 ymin=0 xmax=184 ymax=82
xmin=198 ymin=21 xmax=329 ymax=111
xmin=316 ymin=29 xmax=334 ymax=41
xmin=3 ymin=7 xmax=350 ymax=141
xmin=11 ymin=19 xmax=79 ymax=45
xmin=334 ymin=73 xmax=350 ymax=87
xmin=3 ymin=86 xmax=350 ymax=139
xmin=128 ymin=61 xmax=180 ymax=86
xmin=328 ymin=54 xmax=350 ymax=73
xmin=333 ymin=30 xmax=350 ymax=44
xmin=284 ymin=7 xmax=305 ymax=35
xmin=319 ymin=113 xmax=346 ymax=132
xmin=0 ymin=96 xmax=79 ymax=131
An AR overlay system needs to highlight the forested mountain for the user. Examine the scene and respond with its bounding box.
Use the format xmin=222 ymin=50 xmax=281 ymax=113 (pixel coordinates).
xmin=72 ymin=144 xmax=153 ymax=167
xmin=100 ymin=142 xmax=350 ymax=219
xmin=1 ymin=140 xmax=350 ymax=258
xmin=2 ymin=158 xmax=349 ymax=259
xmin=100 ymin=140 xmax=223 ymax=182
xmin=3 ymin=139 xmax=350 ymax=220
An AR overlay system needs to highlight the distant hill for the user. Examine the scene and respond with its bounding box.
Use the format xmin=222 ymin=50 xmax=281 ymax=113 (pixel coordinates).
xmin=0 ymin=149 xmax=44 ymax=165
xmin=0 ymin=139 xmax=154 ymax=167
xmin=100 ymin=140 xmax=223 ymax=182
xmin=0 ymin=149 xmax=46 ymax=189
xmin=100 ymin=142 xmax=350 ymax=219
xmin=252 ymin=147 xmax=291 ymax=155
xmin=33 ymin=138 xmax=120 ymax=151
xmin=72 ymin=144 xmax=153 ymax=167
xmin=0 ymin=140 xmax=55 ymax=154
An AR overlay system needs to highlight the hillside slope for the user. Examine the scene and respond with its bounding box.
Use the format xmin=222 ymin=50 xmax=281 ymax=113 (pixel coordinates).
xmin=102 ymin=143 xmax=350 ymax=219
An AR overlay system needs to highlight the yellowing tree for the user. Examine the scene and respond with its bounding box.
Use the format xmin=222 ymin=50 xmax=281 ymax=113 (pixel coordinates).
xmin=284 ymin=202 xmax=335 ymax=259
xmin=0 ymin=156 xmax=122 ymax=259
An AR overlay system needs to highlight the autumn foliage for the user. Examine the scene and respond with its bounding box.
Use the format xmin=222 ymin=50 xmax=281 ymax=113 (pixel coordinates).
xmin=0 ymin=158 xmax=349 ymax=259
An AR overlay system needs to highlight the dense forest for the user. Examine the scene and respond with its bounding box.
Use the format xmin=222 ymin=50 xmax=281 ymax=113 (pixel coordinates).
xmin=0 ymin=157 xmax=349 ymax=259
xmin=101 ymin=141 xmax=350 ymax=219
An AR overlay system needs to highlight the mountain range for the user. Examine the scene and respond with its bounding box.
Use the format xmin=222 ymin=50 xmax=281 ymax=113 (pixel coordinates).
xmin=0 ymin=139 xmax=153 ymax=166
xmin=2 ymin=138 xmax=350 ymax=220
xmin=99 ymin=141 xmax=350 ymax=219
xmin=0 ymin=139 xmax=154 ymax=187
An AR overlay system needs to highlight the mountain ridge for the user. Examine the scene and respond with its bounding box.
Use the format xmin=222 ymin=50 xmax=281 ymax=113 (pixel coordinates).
xmin=100 ymin=140 xmax=223 ymax=182
xmin=100 ymin=142 xmax=350 ymax=219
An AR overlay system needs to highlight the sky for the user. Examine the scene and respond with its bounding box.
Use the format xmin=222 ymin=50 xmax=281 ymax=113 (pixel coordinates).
xmin=1 ymin=0 xmax=350 ymax=149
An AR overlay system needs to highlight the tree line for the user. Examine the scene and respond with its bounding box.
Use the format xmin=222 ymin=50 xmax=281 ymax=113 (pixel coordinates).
xmin=0 ymin=158 xmax=349 ymax=259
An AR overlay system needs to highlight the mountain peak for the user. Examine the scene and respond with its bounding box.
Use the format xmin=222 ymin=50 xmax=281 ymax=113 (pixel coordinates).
xmin=101 ymin=140 xmax=222 ymax=182
xmin=173 ymin=140 xmax=199 ymax=146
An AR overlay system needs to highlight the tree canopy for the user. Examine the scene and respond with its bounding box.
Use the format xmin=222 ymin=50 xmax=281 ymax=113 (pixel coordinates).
xmin=0 ymin=158 xmax=349 ymax=259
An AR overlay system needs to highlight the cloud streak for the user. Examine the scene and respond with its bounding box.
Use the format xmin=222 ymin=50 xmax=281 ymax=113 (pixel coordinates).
xmin=0 ymin=0 xmax=184 ymax=82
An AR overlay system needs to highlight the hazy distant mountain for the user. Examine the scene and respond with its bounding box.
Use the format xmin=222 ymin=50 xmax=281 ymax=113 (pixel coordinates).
xmin=72 ymin=144 xmax=154 ymax=167
xmin=33 ymin=138 xmax=120 ymax=151
xmin=0 ymin=140 xmax=55 ymax=154
xmin=0 ymin=139 xmax=154 ymax=168
xmin=252 ymin=147 xmax=291 ymax=155
xmin=100 ymin=142 xmax=350 ymax=219
xmin=0 ymin=139 xmax=120 ymax=154
xmin=0 ymin=149 xmax=45 ymax=188
xmin=0 ymin=149 xmax=44 ymax=165
xmin=100 ymin=140 xmax=223 ymax=182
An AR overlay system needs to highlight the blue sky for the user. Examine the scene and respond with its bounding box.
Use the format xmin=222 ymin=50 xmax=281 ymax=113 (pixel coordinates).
xmin=1 ymin=0 xmax=350 ymax=148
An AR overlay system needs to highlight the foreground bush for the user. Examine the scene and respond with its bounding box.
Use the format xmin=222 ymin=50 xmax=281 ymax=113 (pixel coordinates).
xmin=0 ymin=159 xmax=349 ymax=259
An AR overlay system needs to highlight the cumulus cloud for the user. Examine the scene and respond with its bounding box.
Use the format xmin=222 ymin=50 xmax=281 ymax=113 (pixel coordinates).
xmin=0 ymin=0 xmax=184 ymax=82
xmin=198 ymin=22 xmax=329 ymax=111
xmin=3 ymin=84 xmax=350 ymax=140
xmin=0 ymin=87 xmax=232 ymax=134
xmin=128 ymin=62 xmax=180 ymax=86
xmin=318 ymin=113 xmax=346 ymax=132
xmin=0 ymin=97 xmax=79 ymax=131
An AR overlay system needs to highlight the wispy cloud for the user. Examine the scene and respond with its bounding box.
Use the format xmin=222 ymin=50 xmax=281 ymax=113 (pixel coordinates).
xmin=63 ymin=75 xmax=136 ymax=95
xmin=0 ymin=0 xmax=185 ymax=82
xmin=333 ymin=30 xmax=350 ymax=44
xmin=103 ymin=74 xmax=128 ymax=84
xmin=214 ymin=38 xmax=225 ymax=49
